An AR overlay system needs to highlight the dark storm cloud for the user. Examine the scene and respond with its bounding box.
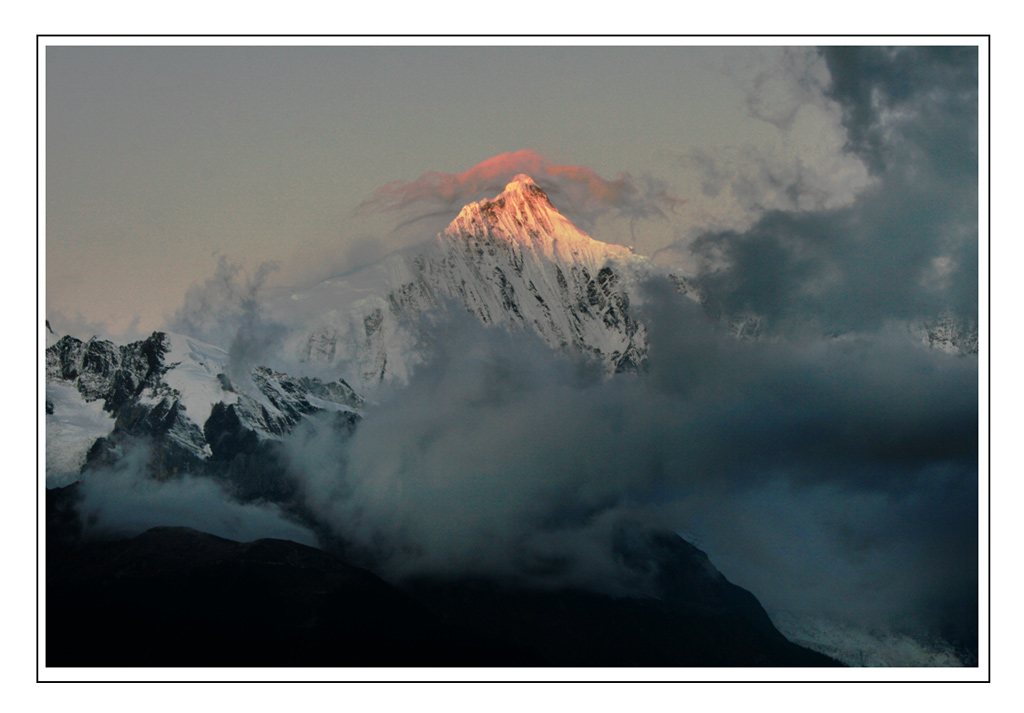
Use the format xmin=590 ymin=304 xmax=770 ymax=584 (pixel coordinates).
xmin=689 ymin=46 xmax=979 ymax=333
xmin=279 ymin=283 xmax=977 ymax=650
xmin=640 ymin=286 xmax=977 ymax=649
xmin=822 ymin=46 xmax=979 ymax=176
xmin=640 ymin=285 xmax=977 ymax=486
xmin=357 ymin=149 xmax=683 ymax=236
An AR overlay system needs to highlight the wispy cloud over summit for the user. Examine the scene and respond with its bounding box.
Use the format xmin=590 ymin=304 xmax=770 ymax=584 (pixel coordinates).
xmin=358 ymin=149 xmax=684 ymax=236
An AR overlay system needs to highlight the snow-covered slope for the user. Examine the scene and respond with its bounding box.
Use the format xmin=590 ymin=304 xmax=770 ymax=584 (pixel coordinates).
xmin=440 ymin=174 xmax=633 ymax=268
xmin=769 ymin=612 xmax=969 ymax=666
xmin=45 ymin=331 xmax=362 ymax=486
xmin=45 ymin=380 xmax=115 ymax=487
xmin=269 ymin=175 xmax=653 ymax=389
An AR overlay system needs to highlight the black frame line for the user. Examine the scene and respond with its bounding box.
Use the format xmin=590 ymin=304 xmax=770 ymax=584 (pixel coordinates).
xmin=35 ymin=33 xmax=992 ymax=685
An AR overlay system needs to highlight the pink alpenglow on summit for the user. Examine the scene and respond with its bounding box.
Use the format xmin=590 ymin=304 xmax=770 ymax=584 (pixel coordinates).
xmin=268 ymin=173 xmax=660 ymax=388
xmin=442 ymin=175 xmax=634 ymax=270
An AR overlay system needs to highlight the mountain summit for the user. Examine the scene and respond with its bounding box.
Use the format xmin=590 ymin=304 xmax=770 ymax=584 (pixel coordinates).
xmin=443 ymin=175 xmax=633 ymax=269
xmin=266 ymin=175 xmax=654 ymax=386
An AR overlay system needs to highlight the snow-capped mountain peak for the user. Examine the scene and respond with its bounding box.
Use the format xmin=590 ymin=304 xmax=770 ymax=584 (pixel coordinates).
xmin=441 ymin=174 xmax=633 ymax=268
xmin=261 ymin=173 xmax=656 ymax=388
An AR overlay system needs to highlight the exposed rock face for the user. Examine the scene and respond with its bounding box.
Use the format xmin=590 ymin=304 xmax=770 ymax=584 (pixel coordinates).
xmin=45 ymin=331 xmax=363 ymax=492
xmin=46 ymin=333 xmax=171 ymax=413
xmin=47 ymin=333 xmax=212 ymax=477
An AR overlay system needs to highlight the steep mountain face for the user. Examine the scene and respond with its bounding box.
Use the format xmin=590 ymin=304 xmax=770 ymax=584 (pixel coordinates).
xmin=271 ymin=175 xmax=654 ymax=389
xmin=432 ymin=175 xmax=646 ymax=370
xmin=46 ymin=332 xmax=209 ymax=483
xmin=45 ymin=331 xmax=362 ymax=491
xmin=46 ymin=331 xmax=166 ymax=411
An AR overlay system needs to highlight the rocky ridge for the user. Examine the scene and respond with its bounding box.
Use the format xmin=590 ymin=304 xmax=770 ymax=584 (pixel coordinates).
xmin=45 ymin=331 xmax=362 ymax=492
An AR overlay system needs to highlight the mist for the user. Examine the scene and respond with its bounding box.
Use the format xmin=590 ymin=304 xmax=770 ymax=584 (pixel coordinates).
xmin=75 ymin=440 xmax=318 ymax=547
xmin=274 ymin=282 xmax=976 ymax=657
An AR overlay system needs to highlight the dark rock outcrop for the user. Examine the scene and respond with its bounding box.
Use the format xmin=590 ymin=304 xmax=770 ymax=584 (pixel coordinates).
xmin=46 ymin=331 xmax=363 ymax=498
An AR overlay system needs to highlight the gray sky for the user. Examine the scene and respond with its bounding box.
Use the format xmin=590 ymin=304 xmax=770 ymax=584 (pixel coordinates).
xmin=45 ymin=44 xmax=869 ymax=337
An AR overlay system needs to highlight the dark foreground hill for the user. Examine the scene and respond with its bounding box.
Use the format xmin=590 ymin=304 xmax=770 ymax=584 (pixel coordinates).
xmin=47 ymin=525 xmax=541 ymax=667
xmin=45 ymin=490 xmax=839 ymax=668
xmin=405 ymin=531 xmax=838 ymax=667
